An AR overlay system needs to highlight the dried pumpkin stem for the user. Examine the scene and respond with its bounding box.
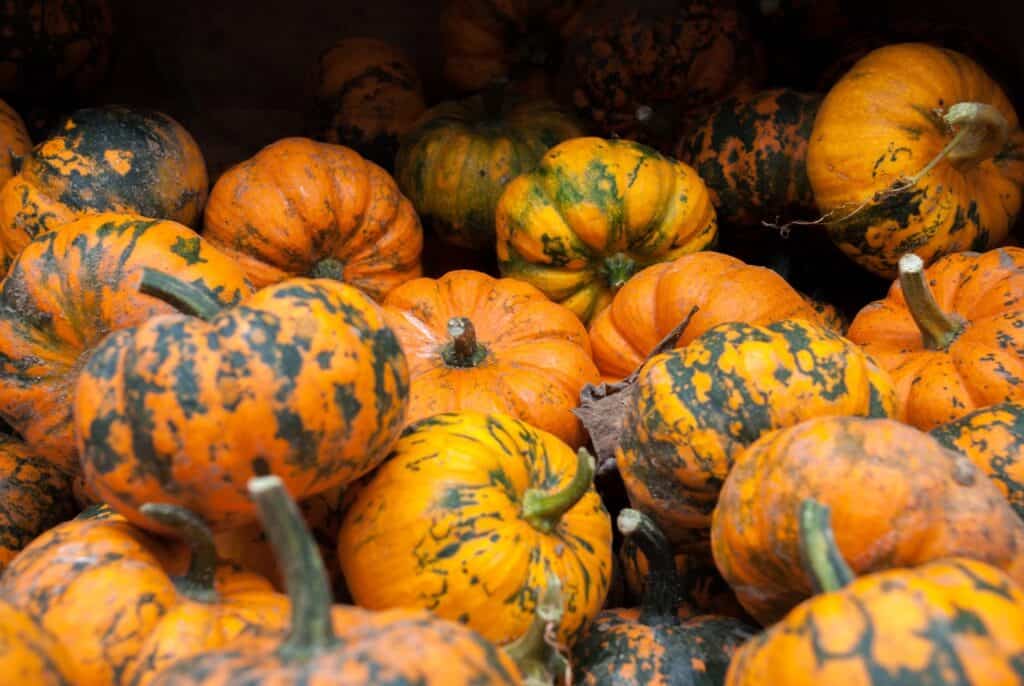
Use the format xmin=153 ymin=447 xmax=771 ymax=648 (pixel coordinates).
xmin=310 ymin=257 xmax=345 ymax=281
xmin=602 ymin=253 xmax=639 ymax=291
xmin=943 ymin=102 xmax=1010 ymax=170
xmin=139 ymin=503 xmax=218 ymax=604
xmin=522 ymin=448 xmax=595 ymax=534
xmin=249 ymin=475 xmax=339 ymax=661
xmin=139 ymin=268 xmax=225 ymax=321
xmin=798 ymin=499 xmax=855 ymax=594
xmin=441 ymin=317 xmax=488 ymax=367
xmin=898 ymin=253 xmax=964 ymax=350
xmin=504 ymin=573 xmax=569 ymax=686
xmin=618 ymin=508 xmax=680 ymax=623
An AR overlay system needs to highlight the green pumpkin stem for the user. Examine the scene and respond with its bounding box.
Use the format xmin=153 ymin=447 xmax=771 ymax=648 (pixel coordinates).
xmin=139 ymin=268 xmax=225 ymax=321
xmin=618 ymin=508 xmax=680 ymax=623
xmin=504 ymin=573 xmax=569 ymax=686
xmin=139 ymin=503 xmax=218 ymax=604
xmin=249 ymin=475 xmax=339 ymax=661
xmin=602 ymin=253 xmax=639 ymax=291
xmin=441 ymin=317 xmax=488 ymax=367
xmin=310 ymin=257 xmax=345 ymax=281
xmin=522 ymin=448 xmax=595 ymax=534
xmin=898 ymin=254 xmax=964 ymax=350
xmin=798 ymin=499 xmax=855 ymax=594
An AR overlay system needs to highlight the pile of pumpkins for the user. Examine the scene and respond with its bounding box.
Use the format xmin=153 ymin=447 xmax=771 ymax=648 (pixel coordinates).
xmin=1 ymin=1 xmax=1024 ymax=685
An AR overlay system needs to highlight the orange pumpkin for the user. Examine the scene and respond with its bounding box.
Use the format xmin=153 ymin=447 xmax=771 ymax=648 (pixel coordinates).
xmin=202 ymin=137 xmax=422 ymax=301
xmin=0 ymin=597 xmax=76 ymax=685
xmin=0 ymin=99 xmax=30 ymax=189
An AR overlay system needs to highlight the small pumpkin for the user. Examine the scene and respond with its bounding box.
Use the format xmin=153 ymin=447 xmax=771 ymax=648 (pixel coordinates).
xmin=0 ymin=597 xmax=76 ymax=685
xmin=496 ymin=137 xmax=718 ymax=323
xmin=725 ymin=499 xmax=1024 ymax=685
xmin=0 ymin=99 xmax=30 ymax=188
xmin=338 ymin=411 xmax=613 ymax=644
xmin=76 ymin=271 xmax=409 ymax=532
xmin=0 ymin=213 xmax=252 ymax=473
xmin=931 ymin=402 xmax=1024 ymax=522
xmin=203 ymin=137 xmax=422 ymax=300
xmin=676 ymin=89 xmax=821 ymax=227
xmin=0 ymin=106 xmax=208 ymax=267
xmin=573 ymin=509 xmax=754 ymax=685
xmin=711 ymin=416 xmax=1024 ymax=626
xmin=799 ymin=291 xmax=847 ymax=335
xmin=847 ymin=249 xmax=1024 ymax=430
xmin=806 ymin=43 xmax=1024 ymax=278
xmin=383 ymin=269 xmax=600 ymax=446
xmin=313 ymin=37 xmax=426 ymax=170
xmin=395 ymin=91 xmax=583 ymax=250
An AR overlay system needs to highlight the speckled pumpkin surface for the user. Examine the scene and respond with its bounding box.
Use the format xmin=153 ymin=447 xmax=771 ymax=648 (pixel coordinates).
xmin=204 ymin=137 xmax=422 ymax=301
xmin=338 ymin=411 xmax=612 ymax=645
xmin=807 ymin=43 xmax=1024 ymax=278
xmin=0 ymin=107 xmax=208 ymax=267
xmin=0 ymin=99 xmax=30 ymax=188
xmin=383 ymin=269 xmax=599 ymax=446
xmin=800 ymin=292 xmax=847 ymax=335
xmin=847 ymin=247 xmax=1024 ymax=430
xmin=0 ymin=597 xmax=76 ymax=686
xmin=395 ymin=95 xmax=583 ymax=251
xmin=618 ymin=318 xmax=897 ymax=548
xmin=0 ymin=213 xmax=252 ymax=473
xmin=76 ymin=277 xmax=409 ymax=532
xmin=496 ymin=136 xmax=717 ymax=323
xmin=712 ymin=416 xmax=1024 ymax=626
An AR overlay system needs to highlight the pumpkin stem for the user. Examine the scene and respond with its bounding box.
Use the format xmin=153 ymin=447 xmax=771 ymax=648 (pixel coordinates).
xmin=618 ymin=508 xmax=680 ymax=623
xmin=139 ymin=503 xmax=218 ymax=604
xmin=798 ymin=499 xmax=855 ymax=594
xmin=602 ymin=253 xmax=639 ymax=291
xmin=249 ymin=475 xmax=339 ymax=661
xmin=522 ymin=448 xmax=595 ymax=534
xmin=504 ymin=573 xmax=570 ymax=686
xmin=942 ymin=102 xmax=1010 ymax=171
xmin=898 ymin=253 xmax=964 ymax=350
xmin=139 ymin=268 xmax=225 ymax=321
xmin=440 ymin=317 xmax=488 ymax=367
xmin=310 ymin=257 xmax=345 ymax=281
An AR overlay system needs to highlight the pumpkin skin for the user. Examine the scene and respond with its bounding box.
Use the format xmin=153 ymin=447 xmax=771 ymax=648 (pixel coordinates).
xmin=800 ymin=292 xmax=847 ymax=335
xmin=711 ymin=415 xmax=1024 ymax=626
xmin=588 ymin=252 xmax=825 ymax=380
xmin=338 ymin=411 xmax=613 ymax=644
xmin=496 ymin=137 xmax=718 ymax=323
xmin=76 ymin=277 xmax=410 ymax=532
xmin=314 ymin=37 xmax=426 ymax=170
xmin=0 ymin=597 xmax=76 ymax=685
xmin=0 ymin=213 xmax=252 ymax=473
xmin=395 ymin=95 xmax=583 ymax=251
xmin=847 ymin=247 xmax=1024 ymax=430
xmin=203 ymin=137 xmax=422 ymax=301
xmin=383 ymin=269 xmax=600 ymax=446
xmin=0 ymin=107 xmax=208 ymax=267
xmin=806 ymin=43 xmax=1024 ymax=278
xmin=676 ymin=89 xmax=821 ymax=227
xmin=0 ymin=99 xmax=30 ymax=188
xmin=931 ymin=402 xmax=1024 ymax=522
xmin=618 ymin=318 xmax=897 ymax=549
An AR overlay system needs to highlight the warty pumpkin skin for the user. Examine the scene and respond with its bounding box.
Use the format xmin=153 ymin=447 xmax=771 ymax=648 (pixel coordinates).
xmin=711 ymin=416 xmax=1024 ymax=627
xmin=847 ymin=248 xmax=1024 ymax=430
xmin=0 ymin=213 xmax=252 ymax=473
xmin=0 ymin=106 xmax=208 ymax=267
xmin=203 ymin=137 xmax=422 ymax=301
xmin=806 ymin=43 xmax=1024 ymax=278
xmin=588 ymin=252 xmax=825 ymax=380
xmin=0 ymin=597 xmax=76 ymax=685
xmin=337 ymin=411 xmax=613 ymax=645
xmin=395 ymin=93 xmax=583 ymax=251
xmin=75 ymin=274 xmax=409 ymax=532
xmin=496 ymin=136 xmax=718 ymax=324
xmin=0 ymin=99 xmax=30 ymax=189
xmin=383 ymin=269 xmax=600 ymax=446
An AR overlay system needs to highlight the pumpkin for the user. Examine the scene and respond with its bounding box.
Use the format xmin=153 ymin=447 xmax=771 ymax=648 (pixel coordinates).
xmin=676 ymin=89 xmax=821 ymax=227
xmin=711 ymin=416 xmax=1024 ymax=626
xmin=0 ymin=213 xmax=252 ymax=473
xmin=149 ymin=475 xmax=525 ymax=686
xmin=313 ymin=37 xmax=426 ymax=170
xmin=0 ymin=106 xmax=208 ymax=267
xmin=931 ymin=402 xmax=1024 ymax=522
xmin=587 ymin=251 xmax=826 ymax=381
xmin=203 ymin=137 xmax=422 ymax=300
xmin=0 ymin=99 xmax=30 ymax=188
xmin=76 ymin=271 xmax=410 ymax=532
xmin=338 ymin=411 xmax=612 ymax=644
xmin=725 ymin=499 xmax=1024 ymax=685
xmin=496 ymin=137 xmax=718 ymax=323
xmin=382 ymin=269 xmax=600 ymax=446
xmin=0 ymin=433 xmax=77 ymax=571
xmin=0 ymin=597 xmax=76 ymax=685
xmin=800 ymin=292 xmax=847 ymax=335
xmin=806 ymin=43 xmax=1024 ymax=278
xmin=846 ymin=249 xmax=1024 ymax=430
xmin=573 ymin=509 xmax=754 ymax=685
xmin=395 ymin=92 xmax=583 ymax=251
